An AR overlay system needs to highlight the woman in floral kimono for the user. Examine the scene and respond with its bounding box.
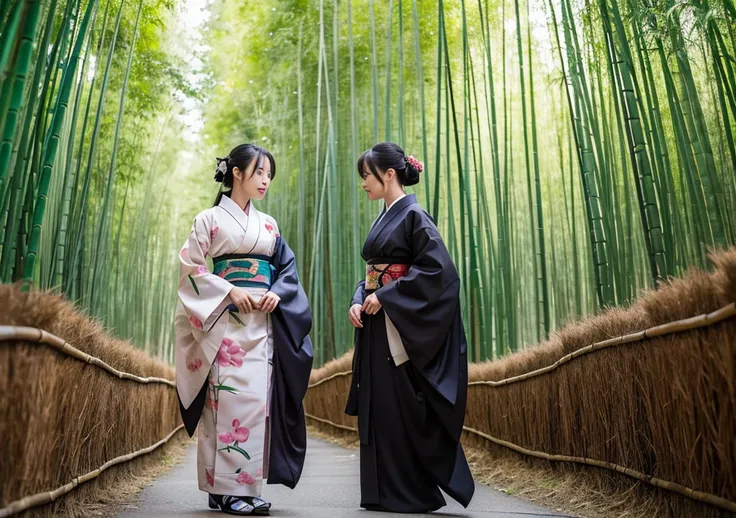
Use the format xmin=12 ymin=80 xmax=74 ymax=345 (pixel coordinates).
xmin=346 ymin=142 xmax=475 ymax=513
xmin=175 ymin=144 xmax=313 ymax=516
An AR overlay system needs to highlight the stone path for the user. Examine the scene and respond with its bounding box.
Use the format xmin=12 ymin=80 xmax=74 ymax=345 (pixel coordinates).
xmin=119 ymin=437 xmax=568 ymax=518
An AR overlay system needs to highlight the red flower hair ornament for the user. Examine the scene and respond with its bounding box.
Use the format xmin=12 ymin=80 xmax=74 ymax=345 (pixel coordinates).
xmin=405 ymin=155 xmax=424 ymax=173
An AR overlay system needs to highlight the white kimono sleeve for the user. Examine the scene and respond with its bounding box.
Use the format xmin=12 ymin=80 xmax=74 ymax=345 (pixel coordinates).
xmin=178 ymin=214 xmax=234 ymax=329
xmin=175 ymin=213 xmax=233 ymax=410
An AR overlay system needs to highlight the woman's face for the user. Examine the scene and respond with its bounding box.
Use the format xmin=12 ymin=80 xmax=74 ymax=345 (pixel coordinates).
xmin=234 ymin=155 xmax=272 ymax=201
xmin=361 ymin=167 xmax=394 ymax=201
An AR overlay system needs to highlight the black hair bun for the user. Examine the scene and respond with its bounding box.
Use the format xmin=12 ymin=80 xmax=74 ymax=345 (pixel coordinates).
xmin=404 ymin=166 xmax=420 ymax=186
xmin=403 ymin=155 xmax=423 ymax=186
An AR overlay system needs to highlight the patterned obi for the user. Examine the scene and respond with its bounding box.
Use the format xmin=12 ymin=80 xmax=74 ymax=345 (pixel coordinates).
xmin=213 ymin=254 xmax=275 ymax=289
xmin=365 ymin=259 xmax=410 ymax=291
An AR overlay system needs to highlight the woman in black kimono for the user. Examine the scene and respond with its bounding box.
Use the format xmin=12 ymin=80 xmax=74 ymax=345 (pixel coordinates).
xmin=345 ymin=142 xmax=475 ymax=513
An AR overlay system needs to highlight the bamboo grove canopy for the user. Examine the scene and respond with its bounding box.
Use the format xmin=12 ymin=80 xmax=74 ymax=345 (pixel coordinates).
xmin=0 ymin=0 xmax=734 ymax=365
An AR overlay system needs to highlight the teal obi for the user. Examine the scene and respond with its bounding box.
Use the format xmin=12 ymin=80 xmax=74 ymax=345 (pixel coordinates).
xmin=212 ymin=254 xmax=275 ymax=289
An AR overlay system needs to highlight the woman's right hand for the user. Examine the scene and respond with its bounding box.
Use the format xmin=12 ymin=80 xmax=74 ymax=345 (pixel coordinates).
xmin=230 ymin=287 xmax=257 ymax=314
xmin=348 ymin=303 xmax=363 ymax=329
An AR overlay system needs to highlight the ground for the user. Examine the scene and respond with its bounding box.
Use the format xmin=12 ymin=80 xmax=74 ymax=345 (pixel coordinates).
xmin=119 ymin=436 xmax=567 ymax=518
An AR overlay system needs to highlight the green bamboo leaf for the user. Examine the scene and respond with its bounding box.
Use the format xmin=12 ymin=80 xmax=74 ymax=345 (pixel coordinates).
xmin=218 ymin=445 xmax=251 ymax=460
xmin=214 ymin=384 xmax=238 ymax=393
xmin=188 ymin=274 xmax=200 ymax=295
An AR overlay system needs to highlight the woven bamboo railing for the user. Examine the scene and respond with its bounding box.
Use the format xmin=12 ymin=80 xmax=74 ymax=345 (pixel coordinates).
xmin=0 ymin=326 xmax=182 ymax=517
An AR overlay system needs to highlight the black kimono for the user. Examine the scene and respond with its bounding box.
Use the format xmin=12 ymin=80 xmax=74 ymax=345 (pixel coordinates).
xmin=345 ymin=194 xmax=475 ymax=513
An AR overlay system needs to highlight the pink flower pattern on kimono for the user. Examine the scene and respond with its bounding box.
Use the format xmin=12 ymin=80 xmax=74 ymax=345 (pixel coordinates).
xmin=180 ymin=247 xmax=189 ymax=261
xmin=232 ymin=419 xmax=250 ymax=441
xmin=189 ymin=315 xmax=203 ymax=330
xmin=210 ymin=226 xmax=219 ymax=240
xmin=196 ymin=265 xmax=208 ymax=275
xmin=187 ymin=358 xmax=203 ymax=372
xmin=216 ymin=338 xmax=245 ymax=367
xmin=264 ymin=222 xmax=279 ymax=238
xmin=219 ymin=431 xmax=234 ymax=443
xmin=205 ymin=393 xmax=218 ymax=410
xmin=205 ymin=468 xmax=215 ymax=487
xmin=218 ymin=419 xmax=250 ymax=444
xmin=218 ymin=419 xmax=251 ymax=461
xmin=236 ymin=471 xmax=255 ymax=485
xmin=255 ymin=468 xmax=263 ymax=478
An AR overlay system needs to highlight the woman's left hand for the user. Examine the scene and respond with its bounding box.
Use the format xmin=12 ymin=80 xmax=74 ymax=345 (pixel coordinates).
xmin=259 ymin=292 xmax=281 ymax=313
xmin=362 ymin=293 xmax=382 ymax=315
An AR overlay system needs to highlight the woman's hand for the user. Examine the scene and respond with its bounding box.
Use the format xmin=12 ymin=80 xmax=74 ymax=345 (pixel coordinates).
xmin=230 ymin=287 xmax=257 ymax=314
xmin=259 ymin=292 xmax=281 ymax=313
xmin=348 ymin=304 xmax=363 ymax=328
xmin=361 ymin=293 xmax=382 ymax=315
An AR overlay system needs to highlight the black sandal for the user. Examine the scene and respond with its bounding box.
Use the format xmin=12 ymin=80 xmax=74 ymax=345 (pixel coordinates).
xmin=245 ymin=496 xmax=271 ymax=516
xmin=208 ymin=494 xmax=255 ymax=515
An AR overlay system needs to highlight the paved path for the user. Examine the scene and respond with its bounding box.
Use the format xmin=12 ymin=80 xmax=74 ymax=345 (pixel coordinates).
xmin=120 ymin=437 xmax=566 ymax=518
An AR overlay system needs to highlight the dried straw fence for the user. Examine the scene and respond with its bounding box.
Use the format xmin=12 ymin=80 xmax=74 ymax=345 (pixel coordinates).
xmin=305 ymin=248 xmax=736 ymax=517
xmin=0 ymin=286 xmax=183 ymax=517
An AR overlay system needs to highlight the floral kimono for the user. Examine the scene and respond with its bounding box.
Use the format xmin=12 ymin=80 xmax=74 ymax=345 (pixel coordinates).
xmin=175 ymin=194 xmax=313 ymax=497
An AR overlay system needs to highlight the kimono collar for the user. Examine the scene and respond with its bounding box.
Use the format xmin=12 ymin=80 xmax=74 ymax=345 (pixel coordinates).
xmin=218 ymin=194 xmax=255 ymax=233
xmin=385 ymin=192 xmax=407 ymax=212
xmin=371 ymin=192 xmax=408 ymax=230
xmin=385 ymin=192 xmax=414 ymax=215
xmin=367 ymin=193 xmax=417 ymax=245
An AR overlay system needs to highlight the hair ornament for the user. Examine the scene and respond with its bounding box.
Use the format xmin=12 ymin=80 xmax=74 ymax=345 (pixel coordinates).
xmin=404 ymin=155 xmax=424 ymax=173
xmin=214 ymin=156 xmax=229 ymax=182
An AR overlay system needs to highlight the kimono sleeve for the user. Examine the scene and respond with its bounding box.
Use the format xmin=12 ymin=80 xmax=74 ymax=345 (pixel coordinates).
xmin=374 ymin=211 xmax=461 ymax=370
xmin=178 ymin=213 xmax=234 ymax=331
xmin=351 ymin=280 xmax=366 ymax=307
xmin=266 ymin=235 xmax=314 ymax=488
xmin=269 ymin=235 xmax=312 ymax=350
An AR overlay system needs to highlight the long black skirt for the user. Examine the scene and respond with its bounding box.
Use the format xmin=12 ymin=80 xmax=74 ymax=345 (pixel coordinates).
xmin=349 ymin=309 xmax=473 ymax=513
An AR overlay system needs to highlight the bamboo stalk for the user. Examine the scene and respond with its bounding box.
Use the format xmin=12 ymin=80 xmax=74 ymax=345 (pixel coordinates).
xmin=0 ymin=0 xmax=41 ymax=204
xmin=0 ymin=424 xmax=185 ymax=518
xmin=0 ymin=0 xmax=23 ymax=83
xmin=21 ymin=0 xmax=99 ymax=283
xmin=0 ymin=325 xmax=176 ymax=386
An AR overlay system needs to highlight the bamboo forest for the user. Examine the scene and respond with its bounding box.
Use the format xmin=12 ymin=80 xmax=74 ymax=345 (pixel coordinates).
xmin=0 ymin=0 xmax=734 ymax=366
